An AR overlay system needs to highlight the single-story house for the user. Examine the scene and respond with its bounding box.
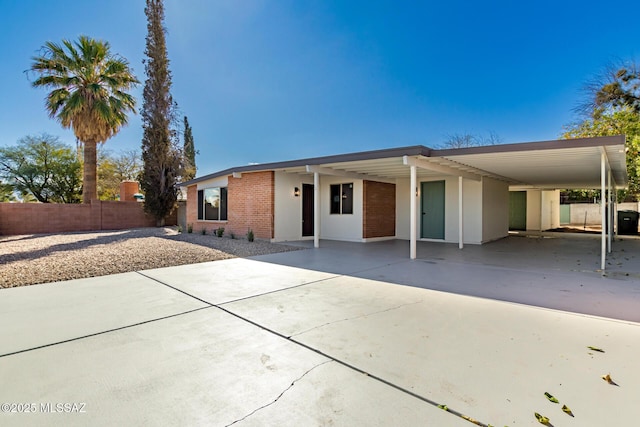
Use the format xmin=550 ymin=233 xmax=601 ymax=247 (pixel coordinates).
xmin=180 ymin=135 xmax=628 ymax=269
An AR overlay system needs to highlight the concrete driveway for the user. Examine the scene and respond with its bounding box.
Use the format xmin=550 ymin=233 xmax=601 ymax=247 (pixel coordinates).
xmin=1 ymin=236 xmax=639 ymax=426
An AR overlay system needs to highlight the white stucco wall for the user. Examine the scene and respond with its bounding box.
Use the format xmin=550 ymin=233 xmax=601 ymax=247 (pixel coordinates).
xmin=395 ymin=176 xmax=483 ymax=244
xmin=482 ymin=177 xmax=509 ymax=242
xmin=320 ymin=176 xmax=364 ymax=241
xmin=526 ymin=190 xmax=541 ymax=231
xmin=196 ymin=176 xmax=228 ymax=190
xmin=541 ymin=190 xmax=560 ymax=230
xmin=395 ymin=178 xmax=411 ymax=240
xmin=273 ymin=172 xmax=313 ymax=241
xmin=460 ymin=179 xmax=483 ymax=244
xmin=525 ymin=189 xmax=560 ymax=231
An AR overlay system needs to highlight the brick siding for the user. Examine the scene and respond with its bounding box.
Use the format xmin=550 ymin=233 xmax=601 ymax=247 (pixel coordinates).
xmin=186 ymin=171 xmax=274 ymax=239
xmin=363 ymin=180 xmax=396 ymax=238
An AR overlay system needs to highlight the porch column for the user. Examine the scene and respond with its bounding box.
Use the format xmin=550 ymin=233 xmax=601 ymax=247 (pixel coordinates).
xmin=410 ymin=165 xmax=417 ymax=259
xmin=608 ymin=168 xmax=612 ymax=253
xmin=458 ymin=176 xmax=464 ymax=249
xmin=600 ymin=152 xmax=606 ymax=270
xmin=314 ymin=172 xmax=320 ymax=248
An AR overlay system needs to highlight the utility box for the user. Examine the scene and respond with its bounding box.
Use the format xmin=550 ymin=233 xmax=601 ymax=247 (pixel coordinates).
xmin=617 ymin=211 xmax=639 ymax=235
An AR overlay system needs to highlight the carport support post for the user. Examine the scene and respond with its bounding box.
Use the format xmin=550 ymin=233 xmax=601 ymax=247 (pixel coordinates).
xmin=314 ymin=172 xmax=320 ymax=248
xmin=608 ymin=168 xmax=612 ymax=253
xmin=410 ymin=165 xmax=417 ymax=259
xmin=458 ymin=176 xmax=464 ymax=249
xmin=601 ymin=152 xmax=606 ymax=270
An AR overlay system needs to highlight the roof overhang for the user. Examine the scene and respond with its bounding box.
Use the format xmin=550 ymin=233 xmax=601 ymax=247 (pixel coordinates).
xmin=181 ymin=136 xmax=628 ymax=190
xmin=433 ymin=135 xmax=627 ymax=189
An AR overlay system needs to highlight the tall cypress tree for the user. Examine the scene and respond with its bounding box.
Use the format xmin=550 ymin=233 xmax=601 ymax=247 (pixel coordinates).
xmin=140 ymin=0 xmax=181 ymax=225
xmin=182 ymin=115 xmax=197 ymax=181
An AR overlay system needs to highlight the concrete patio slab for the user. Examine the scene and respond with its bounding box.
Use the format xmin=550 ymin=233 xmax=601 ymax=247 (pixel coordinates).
xmin=141 ymin=258 xmax=337 ymax=304
xmin=224 ymin=274 xmax=640 ymax=427
xmin=355 ymin=258 xmax=640 ymax=323
xmin=261 ymin=235 xmax=640 ymax=276
xmin=0 ymin=306 xmax=466 ymax=427
xmin=0 ymin=272 xmax=207 ymax=356
xmin=254 ymin=238 xmax=640 ymax=322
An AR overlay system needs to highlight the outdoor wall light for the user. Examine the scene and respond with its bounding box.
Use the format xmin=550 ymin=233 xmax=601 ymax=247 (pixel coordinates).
xmin=294 ymin=187 xmax=300 ymax=197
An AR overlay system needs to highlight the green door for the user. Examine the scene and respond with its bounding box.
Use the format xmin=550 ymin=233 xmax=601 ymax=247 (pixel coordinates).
xmin=509 ymin=191 xmax=527 ymax=230
xmin=421 ymin=181 xmax=445 ymax=239
xmin=560 ymin=204 xmax=570 ymax=224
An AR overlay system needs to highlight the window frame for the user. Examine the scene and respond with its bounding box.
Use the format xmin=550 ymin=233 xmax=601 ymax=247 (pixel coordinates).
xmin=197 ymin=187 xmax=228 ymax=221
xmin=329 ymin=183 xmax=353 ymax=215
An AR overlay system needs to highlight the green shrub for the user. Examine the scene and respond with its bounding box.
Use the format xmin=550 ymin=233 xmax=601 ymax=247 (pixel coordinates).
xmin=247 ymin=228 xmax=254 ymax=242
xmin=187 ymin=223 xmax=193 ymax=233
xmin=200 ymin=228 xmax=207 ymax=235
xmin=230 ymin=232 xmax=236 ymax=239
xmin=215 ymin=227 xmax=225 ymax=237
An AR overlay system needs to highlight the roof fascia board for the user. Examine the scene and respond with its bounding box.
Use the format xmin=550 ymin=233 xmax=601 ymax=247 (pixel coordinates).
xmin=180 ymin=145 xmax=431 ymax=187
xmin=432 ymin=135 xmax=625 ymax=157
xmin=600 ymin=146 xmax=616 ymax=188
xmin=305 ymin=165 xmax=396 ymax=184
xmin=402 ymin=156 xmax=482 ymax=182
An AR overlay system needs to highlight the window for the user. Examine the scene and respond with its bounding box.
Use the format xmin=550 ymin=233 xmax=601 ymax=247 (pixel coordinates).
xmin=197 ymin=187 xmax=228 ymax=221
xmin=330 ymin=183 xmax=353 ymax=215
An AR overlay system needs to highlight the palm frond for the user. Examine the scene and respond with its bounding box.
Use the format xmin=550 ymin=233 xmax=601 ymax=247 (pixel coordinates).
xmin=31 ymin=36 xmax=138 ymax=139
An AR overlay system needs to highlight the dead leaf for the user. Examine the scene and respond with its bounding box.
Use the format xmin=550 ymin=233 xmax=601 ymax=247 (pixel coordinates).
xmin=602 ymin=373 xmax=619 ymax=386
xmin=562 ymin=404 xmax=574 ymax=417
xmin=534 ymin=412 xmax=550 ymax=425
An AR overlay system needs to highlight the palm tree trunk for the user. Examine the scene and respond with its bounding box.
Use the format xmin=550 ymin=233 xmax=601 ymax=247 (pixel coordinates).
xmin=82 ymin=141 xmax=97 ymax=204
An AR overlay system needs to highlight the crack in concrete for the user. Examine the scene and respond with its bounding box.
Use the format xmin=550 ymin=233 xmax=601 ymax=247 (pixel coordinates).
xmin=289 ymin=300 xmax=424 ymax=338
xmin=225 ymin=360 xmax=332 ymax=426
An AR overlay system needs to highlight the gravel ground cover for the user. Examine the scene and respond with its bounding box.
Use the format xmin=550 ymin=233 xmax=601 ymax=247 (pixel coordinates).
xmin=0 ymin=227 xmax=302 ymax=288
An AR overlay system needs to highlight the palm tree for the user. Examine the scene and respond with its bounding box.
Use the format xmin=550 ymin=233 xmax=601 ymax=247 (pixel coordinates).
xmin=30 ymin=36 xmax=139 ymax=203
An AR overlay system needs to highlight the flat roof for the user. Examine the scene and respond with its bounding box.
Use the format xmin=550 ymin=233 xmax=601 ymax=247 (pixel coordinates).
xmin=181 ymin=135 xmax=628 ymax=189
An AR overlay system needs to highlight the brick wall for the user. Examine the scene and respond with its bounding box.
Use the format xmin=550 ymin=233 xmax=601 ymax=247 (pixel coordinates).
xmin=363 ymin=180 xmax=396 ymax=238
xmin=0 ymin=200 xmax=175 ymax=236
xmin=186 ymin=171 xmax=275 ymax=239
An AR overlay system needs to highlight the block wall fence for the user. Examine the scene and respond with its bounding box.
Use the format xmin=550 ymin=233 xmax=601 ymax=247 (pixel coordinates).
xmin=0 ymin=200 xmax=177 ymax=236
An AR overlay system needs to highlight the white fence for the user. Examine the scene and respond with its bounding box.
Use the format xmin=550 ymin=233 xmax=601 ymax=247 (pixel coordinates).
xmin=566 ymin=202 xmax=639 ymax=225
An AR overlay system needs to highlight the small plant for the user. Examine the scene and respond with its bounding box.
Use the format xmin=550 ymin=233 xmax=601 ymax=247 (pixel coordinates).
xmin=230 ymin=232 xmax=236 ymax=240
xmin=177 ymin=225 xmax=183 ymax=233
xmin=200 ymin=227 xmax=207 ymax=235
xmin=215 ymin=227 xmax=225 ymax=237
xmin=187 ymin=223 xmax=193 ymax=233
xmin=247 ymin=228 xmax=254 ymax=242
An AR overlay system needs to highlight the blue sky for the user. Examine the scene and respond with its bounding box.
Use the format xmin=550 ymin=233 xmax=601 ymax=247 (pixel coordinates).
xmin=1 ymin=0 xmax=638 ymax=176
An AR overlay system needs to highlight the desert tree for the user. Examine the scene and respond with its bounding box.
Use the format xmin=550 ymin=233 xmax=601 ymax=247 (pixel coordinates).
xmin=575 ymin=60 xmax=640 ymax=117
xmin=439 ymin=131 xmax=503 ymax=149
xmin=0 ymin=134 xmax=82 ymax=203
xmin=97 ymin=149 xmax=143 ymax=200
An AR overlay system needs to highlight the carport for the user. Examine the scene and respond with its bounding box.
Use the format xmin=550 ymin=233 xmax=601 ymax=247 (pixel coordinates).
xmin=431 ymin=135 xmax=628 ymax=270
xmin=299 ymin=135 xmax=627 ymax=270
